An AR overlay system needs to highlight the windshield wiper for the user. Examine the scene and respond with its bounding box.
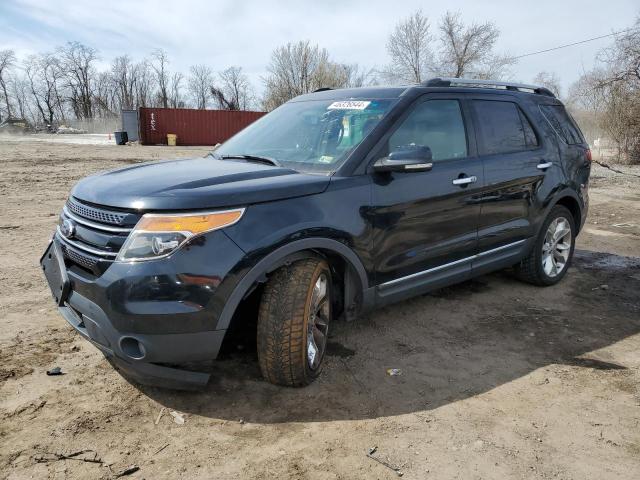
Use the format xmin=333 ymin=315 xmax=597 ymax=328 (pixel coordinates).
xmin=217 ymin=154 xmax=281 ymax=167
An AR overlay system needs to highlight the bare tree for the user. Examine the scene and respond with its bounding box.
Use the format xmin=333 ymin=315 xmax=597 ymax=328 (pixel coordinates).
xmin=0 ymin=49 xmax=16 ymax=120
xmin=24 ymin=53 xmax=66 ymax=126
xmin=596 ymin=19 xmax=640 ymax=162
xmin=58 ymin=41 xmax=97 ymax=119
xmin=210 ymin=66 xmax=254 ymax=110
xmin=570 ymin=17 xmax=640 ymax=163
xmin=111 ymin=55 xmax=137 ymax=110
xmin=386 ymin=10 xmax=433 ymax=83
xmin=533 ymin=71 xmax=562 ymax=98
xmin=134 ymin=59 xmax=155 ymax=108
xmin=188 ymin=64 xmax=213 ymax=109
xmin=262 ymin=40 xmax=350 ymax=110
xmin=151 ymin=49 xmax=170 ymax=108
xmin=9 ymin=73 xmax=30 ymax=120
xmin=93 ymin=70 xmax=117 ymax=117
xmin=598 ymin=19 xmax=640 ymax=84
xmin=169 ymin=72 xmax=184 ymax=108
xmin=437 ymin=11 xmax=514 ymax=79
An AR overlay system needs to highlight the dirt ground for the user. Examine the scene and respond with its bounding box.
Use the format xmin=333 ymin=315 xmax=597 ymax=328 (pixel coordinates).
xmin=1 ymin=136 xmax=639 ymax=480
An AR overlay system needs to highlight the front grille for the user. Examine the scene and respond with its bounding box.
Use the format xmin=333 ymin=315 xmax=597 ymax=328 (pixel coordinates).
xmin=60 ymin=243 xmax=99 ymax=271
xmin=66 ymin=197 xmax=129 ymax=226
xmin=58 ymin=198 xmax=141 ymax=273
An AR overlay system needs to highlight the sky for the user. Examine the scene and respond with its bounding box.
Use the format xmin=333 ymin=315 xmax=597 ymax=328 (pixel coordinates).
xmin=1 ymin=0 xmax=638 ymax=97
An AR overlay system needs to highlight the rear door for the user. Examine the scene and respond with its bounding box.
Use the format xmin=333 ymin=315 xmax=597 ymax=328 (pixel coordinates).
xmin=469 ymin=95 xmax=551 ymax=263
xmin=370 ymin=94 xmax=483 ymax=299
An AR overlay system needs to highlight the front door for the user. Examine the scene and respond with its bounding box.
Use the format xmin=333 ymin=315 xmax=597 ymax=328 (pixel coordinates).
xmin=370 ymin=95 xmax=483 ymax=300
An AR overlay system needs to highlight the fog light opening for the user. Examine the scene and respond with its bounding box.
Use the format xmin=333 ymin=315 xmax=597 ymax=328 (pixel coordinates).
xmin=120 ymin=337 xmax=146 ymax=360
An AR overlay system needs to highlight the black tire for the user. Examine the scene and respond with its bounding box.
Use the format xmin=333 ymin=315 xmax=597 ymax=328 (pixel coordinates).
xmin=515 ymin=205 xmax=576 ymax=286
xmin=257 ymin=258 xmax=332 ymax=387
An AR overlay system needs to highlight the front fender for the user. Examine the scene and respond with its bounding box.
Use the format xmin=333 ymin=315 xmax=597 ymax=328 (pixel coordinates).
xmin=214 ymin=237 xmax=370 ymax=330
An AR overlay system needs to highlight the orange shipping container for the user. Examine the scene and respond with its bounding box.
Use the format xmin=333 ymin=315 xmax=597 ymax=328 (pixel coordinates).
xmin=138 ymin=107 xmax=266 ymax=146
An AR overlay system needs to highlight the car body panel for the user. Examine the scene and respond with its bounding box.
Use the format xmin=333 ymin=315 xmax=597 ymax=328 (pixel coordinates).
xmin=72 ymin=157 xmax=331 ymax=210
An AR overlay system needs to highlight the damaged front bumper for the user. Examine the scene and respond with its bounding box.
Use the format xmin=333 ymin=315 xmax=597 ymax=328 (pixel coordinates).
xmin=40 ymin=234 xmax=243 ymax=390
xmin=57 ymin=293 xmax=223 ymax=390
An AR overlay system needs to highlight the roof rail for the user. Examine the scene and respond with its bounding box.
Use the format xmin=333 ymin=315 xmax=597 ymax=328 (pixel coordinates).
xmin=422 ymin=77 xmax=555 ymax=97
xmin=313 ymin=87 xmax=333 ymax=93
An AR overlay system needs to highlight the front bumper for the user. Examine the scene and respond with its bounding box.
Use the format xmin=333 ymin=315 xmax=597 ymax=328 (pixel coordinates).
xmin=41 ymin=230 xmax=247 ymax=390
xmin=60 ymin=290 xmax=224 ymax=389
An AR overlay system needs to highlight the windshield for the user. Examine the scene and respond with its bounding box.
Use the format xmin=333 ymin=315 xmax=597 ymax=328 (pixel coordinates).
xmin=213 ymin=99 xmax=397 ymax=173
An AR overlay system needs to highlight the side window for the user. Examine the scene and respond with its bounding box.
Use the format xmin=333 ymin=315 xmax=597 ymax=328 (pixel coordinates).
xmin=472 ymin=100 xmax=537 ymax=155
xmin=519 ymin=109 xmax=539 ymax=147
xmin=539 ymin=104 xmax=584 ymax=144
xmin=388 ymin=99 xmax=467 ymax=161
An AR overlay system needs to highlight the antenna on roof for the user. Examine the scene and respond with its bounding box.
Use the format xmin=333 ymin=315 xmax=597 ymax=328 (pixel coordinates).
xmin=422 ymin=77 xmax=555 ymax=97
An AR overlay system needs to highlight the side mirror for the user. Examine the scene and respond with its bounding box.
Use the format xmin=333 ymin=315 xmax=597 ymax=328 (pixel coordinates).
xmin=373 ymin=145 xmax=433 ymax=173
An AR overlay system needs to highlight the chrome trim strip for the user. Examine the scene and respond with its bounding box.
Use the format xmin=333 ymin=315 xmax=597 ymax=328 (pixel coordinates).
xmin=62 ymin=206 xmax=132 ymax=233
xmin=475 ymin=239 xmax=526 ymax=258
xmin=379 ymin=239 xmax=526 ymax=288
xmin=56 ymin=227 xmax=118 ymax=257
xmin=380 ymin=256 xmax=471 ymax=288
xmin=404 ymin=163 xmax=433 ymax=171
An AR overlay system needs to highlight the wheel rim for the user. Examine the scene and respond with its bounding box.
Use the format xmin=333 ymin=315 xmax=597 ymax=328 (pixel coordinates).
xmin=307 ymin=273 xmax=330 ymax=370
xmin=542 ymin=216 xmax=572 ymax=278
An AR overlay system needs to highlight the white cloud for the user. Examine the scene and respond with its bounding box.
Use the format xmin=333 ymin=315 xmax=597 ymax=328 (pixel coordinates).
xmin=1 ymin=0 xmax=638 ymax=92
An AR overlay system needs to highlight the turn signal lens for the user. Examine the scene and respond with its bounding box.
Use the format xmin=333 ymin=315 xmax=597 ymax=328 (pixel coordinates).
xmin=136 ymin=209 xmax=244 ymax=234
xmin=116 ymin=208 xmax=244 ymax=262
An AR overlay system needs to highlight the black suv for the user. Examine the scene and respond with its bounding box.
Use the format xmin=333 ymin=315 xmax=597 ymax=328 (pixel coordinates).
xmin=41 ymin=78 xmax=590 ymax=389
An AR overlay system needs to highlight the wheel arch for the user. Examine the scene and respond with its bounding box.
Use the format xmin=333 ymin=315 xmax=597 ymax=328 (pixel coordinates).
xmin=547 ymin=190 xmax=583 ymax=233
xmin=215 ymin=238 xmax=370 ymax=331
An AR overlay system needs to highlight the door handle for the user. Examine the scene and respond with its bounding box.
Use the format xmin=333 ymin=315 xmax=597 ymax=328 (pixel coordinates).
xmin=452 ymin=175 xmax=477 ymax=186
xmin=537 ymin=161 xmax=553 ymax=170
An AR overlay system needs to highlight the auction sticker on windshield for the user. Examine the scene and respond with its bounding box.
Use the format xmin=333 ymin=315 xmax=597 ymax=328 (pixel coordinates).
xmin=327 ymin=101 xmax=371 ymax=110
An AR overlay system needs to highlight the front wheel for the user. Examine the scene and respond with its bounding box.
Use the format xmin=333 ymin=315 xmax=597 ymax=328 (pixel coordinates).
xmin=515 ymin=205 xmax=576 ymax=286
xmin=257 ymin=258 xmax=332 ymax=386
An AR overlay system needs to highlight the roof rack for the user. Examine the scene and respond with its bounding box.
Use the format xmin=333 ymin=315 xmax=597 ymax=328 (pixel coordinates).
xmin=422 ymin=77 xmax=555 ymax=97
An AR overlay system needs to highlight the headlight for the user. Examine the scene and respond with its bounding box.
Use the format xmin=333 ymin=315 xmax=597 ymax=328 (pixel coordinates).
xmin=116 ymin=208 xmax=244 ymax=262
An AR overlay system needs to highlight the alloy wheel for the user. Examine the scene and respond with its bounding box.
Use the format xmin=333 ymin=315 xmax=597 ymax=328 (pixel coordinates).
xmin=541 ymin=216 xmax=572 ymax=278
xmin=307 ymin=273 xmax=330 ymax=370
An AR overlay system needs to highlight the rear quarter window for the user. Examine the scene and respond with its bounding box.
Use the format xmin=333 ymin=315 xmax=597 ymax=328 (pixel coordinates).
xmin=471 ymin=100 xmax=538 ymax=155
xmin=539 ymin=104 xmax=584 ymax=145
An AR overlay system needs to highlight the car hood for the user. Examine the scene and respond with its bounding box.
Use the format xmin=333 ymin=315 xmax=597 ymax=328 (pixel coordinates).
xmin=71 ymin=156 xmax=330 ymax=210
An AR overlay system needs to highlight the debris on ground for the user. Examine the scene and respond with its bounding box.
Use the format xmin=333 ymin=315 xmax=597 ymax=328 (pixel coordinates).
xmin=386 ymin=368 xmax=402 ymax=376
xmin=9 ymin=399 xmax=46 ymax=418
xmin=367 ymin=446 xmax=403 ymax=477
xmin=46 ymin=367 xmax=63 ymax=376
xmin=153 ymin=444 xmax=169 ymax=456
xmin=612 ymin=223 xmax=635 ymax=228
xmin=113 ymin=465 xmax=140 ymax=478
xmin=34 ymin=449 xmax=102 ymax=464
xmin=169 ymin=410 xmax=185 ymax=425
xmin=154 ymin=407 xmax=166 ymax=425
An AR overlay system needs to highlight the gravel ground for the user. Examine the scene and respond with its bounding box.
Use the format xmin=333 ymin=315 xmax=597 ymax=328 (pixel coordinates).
xmin=1 ymin=136 xmax=639 ymax=480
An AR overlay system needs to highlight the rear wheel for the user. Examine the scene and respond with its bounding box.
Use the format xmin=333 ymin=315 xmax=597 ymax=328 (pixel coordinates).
xmin=257 ymin=258 xmax=332 ymax=386
xmin=515 ymin=205 xmax=576 ymax=286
